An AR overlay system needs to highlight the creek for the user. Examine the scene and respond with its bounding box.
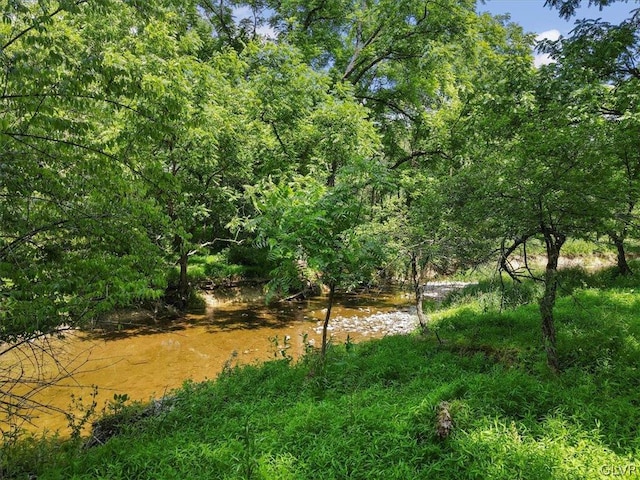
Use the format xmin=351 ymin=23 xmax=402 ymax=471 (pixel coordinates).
xmin=3 ymin=286 xmax=422 ymax=435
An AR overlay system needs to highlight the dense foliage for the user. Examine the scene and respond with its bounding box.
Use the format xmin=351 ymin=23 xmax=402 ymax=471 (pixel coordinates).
xmin=2 ymin=0 xmax=640 ymax=442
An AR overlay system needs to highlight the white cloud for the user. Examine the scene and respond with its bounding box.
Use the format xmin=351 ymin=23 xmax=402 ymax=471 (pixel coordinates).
xmin=534 ymin=52 xmax=554 ymax=67
xmin=234 ymin=6 xmax=253 ymax=18
xmin=534 ymin=29 xmax=561 ymax=67
xmin=535 ymin=29 xmax=561 ymax=43
xmin=256 ymin=24 xmax=277 ymax=39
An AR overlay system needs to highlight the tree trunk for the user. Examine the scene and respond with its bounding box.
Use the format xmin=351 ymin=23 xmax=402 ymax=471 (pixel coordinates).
xmin=178 ymin=252 xmax=189 ymax=309
xmin=539 ymin=230 xmax=565 ymax=372
xmin=321 ymin=283 xmax=336 ymax=358
xmin=610 ymin=232 xmax=632 ymax=276
xmin=326 ymin=160 xmax=337 ymax=187
xmin=411 ymin=253 xmax=428 ymax=332
xmin=174 ymin=234 xmax=189 ymax=310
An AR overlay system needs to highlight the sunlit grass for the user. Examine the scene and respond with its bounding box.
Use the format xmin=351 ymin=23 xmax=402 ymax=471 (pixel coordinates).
xmin=4 ymin=266 xmax=640 ymax=479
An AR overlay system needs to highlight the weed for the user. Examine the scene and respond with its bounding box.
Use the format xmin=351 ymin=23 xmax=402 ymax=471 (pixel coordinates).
xmin=65 ymin=385 xmax=100 ymax=441
xmin=269 ymin=335 xmax=293 ymax=362
xmin=107 ymin=393 xmax=131 ymax=416
xmin=220 ymin=350 xmax=239 ymax=376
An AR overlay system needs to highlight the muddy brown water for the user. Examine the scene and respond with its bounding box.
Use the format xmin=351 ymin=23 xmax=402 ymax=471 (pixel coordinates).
xmin=2 ymin=287 xmax=416 ymax=435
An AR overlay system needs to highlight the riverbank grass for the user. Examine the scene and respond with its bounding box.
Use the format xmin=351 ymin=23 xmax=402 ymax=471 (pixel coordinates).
xmin=4 ymin=265 xmax=640 ymax=479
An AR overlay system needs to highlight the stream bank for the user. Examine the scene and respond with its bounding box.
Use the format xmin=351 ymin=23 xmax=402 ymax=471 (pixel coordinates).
xmin=2 ymin=283 xmax=471 ymax=435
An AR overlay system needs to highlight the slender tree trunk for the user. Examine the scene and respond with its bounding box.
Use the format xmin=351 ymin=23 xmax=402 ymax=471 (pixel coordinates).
xmin=610 ymin=232 xmax=632 ymax=276
xmin=411 ymin=253 xmax=428 ymax=332
xmin=174 ymin=234 xmax=189 ymax=310
xmin=321 ymin=283 xmax=336 ymax=358
xmin=539 ymin=230 xmax=566 ymax=372
xmin=326 ymin=160 xmax=337 ymax=187
xmin=178 ymin=251 xmax=189 ymax=308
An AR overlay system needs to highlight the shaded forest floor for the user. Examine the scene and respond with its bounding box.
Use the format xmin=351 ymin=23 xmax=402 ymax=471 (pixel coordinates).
xmin=4 ymin=261 xmax=640 ymax=479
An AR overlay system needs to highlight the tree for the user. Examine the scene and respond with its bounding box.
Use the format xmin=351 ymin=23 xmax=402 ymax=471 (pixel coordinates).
xmin=247 ymin=173 xmax=388 ymax=357
xmin=205 ymin=4 xmax=544 ymax=311
xmin=597 ymin=88 xmax=640 ymax=275
xmin=108 ymin=28 xmax=254 ymax=307
xmin=544 ymin=0 xmax=638 ymax=19
xmin=0 ymin=0 xmax=193 ymax=425
xmin=274 ymin=4 xmax=544 ymax=335
xmin=450 ymin=52 xmax=615 ymax=370
xmin=0 ymin=0 xmax=177 ymax=341
xmin=382 ymin=15 xmax=537 ymax=333
xmin=244 ymin=88 xmax=385 ymax=356
xmin=539 ymin=3 xmax=640 ymax=274
xmin=210 ymin=0 xmax=491 ymax=174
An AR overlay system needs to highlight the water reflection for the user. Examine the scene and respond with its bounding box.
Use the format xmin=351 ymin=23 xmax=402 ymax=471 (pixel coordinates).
xmin=2 ymin=287 xmax=412 ymax=434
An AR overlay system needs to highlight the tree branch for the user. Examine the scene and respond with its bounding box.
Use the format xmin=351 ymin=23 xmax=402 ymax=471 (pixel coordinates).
xmin=390 ymin=149 xmax=450 ymax=170
xmin=499 ymin=232 xmax=538 ymax=283
xmin=2 ymin=0 xmax=88 ymax=51
xmin=1 ymin=93 xmax=155 ymax=121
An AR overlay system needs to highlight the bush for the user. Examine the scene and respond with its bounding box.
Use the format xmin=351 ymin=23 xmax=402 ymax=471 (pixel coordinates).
xmin=442 ymin=277 xmax=543 ymax=312
xmin=227 ymin=245 xmax=273 ymax=278
xmin=562 ymin=238 xmax=613 ymax=258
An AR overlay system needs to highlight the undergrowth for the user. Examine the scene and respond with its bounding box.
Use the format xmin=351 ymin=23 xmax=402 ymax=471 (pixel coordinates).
xmin=3 ymin=264 xmax=640 ymax=479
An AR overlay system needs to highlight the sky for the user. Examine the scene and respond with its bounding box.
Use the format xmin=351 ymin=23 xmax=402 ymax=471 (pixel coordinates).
xmin=237 ymin=1 xmax=638 ymax=66
xmin=477 ymin=0 xmax=637 ymax=64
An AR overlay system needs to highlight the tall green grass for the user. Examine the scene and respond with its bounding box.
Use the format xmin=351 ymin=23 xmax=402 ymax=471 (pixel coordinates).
xmin=4 ymin=266 xmax=640 ymax=479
